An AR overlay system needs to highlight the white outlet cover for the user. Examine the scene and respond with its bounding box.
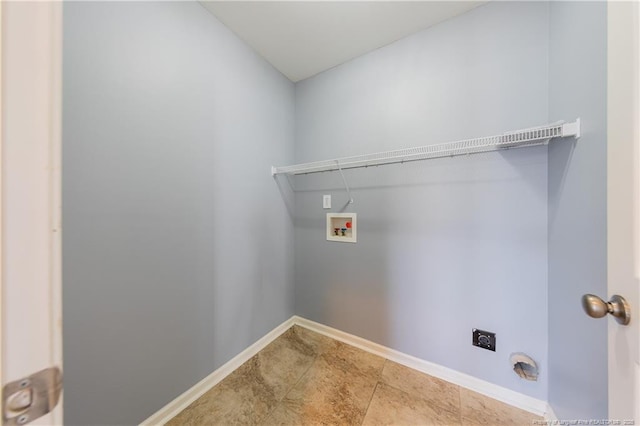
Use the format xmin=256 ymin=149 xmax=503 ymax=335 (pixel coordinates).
xmin=323 ymin=195 xmax=331 ymax=209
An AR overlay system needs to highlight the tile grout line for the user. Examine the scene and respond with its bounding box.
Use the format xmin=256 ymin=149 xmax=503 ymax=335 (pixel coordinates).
xmin=283 ymin=351 xmax=319 ymax=402
xmin=359 ymin=358 xmax=388 ymax=426
xmin=360 ymin=381 xmax=381 ymax=426
xmin=256 ymin=327 xmax=323 ymax=425
xmin=374 ymin=378 xmax=465 ymax=423
xmin=373 ymin=360 xmax=465 ymax=424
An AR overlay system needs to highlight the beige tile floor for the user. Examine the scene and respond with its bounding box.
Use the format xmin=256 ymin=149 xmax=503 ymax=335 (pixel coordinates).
xmin=168 ymin=326 xmax=543 ymax=425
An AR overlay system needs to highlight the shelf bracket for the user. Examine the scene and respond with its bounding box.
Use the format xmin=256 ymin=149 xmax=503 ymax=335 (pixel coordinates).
xmin=336 ymin=160 xmax=354 ymax=204
xmin=561 ymin=118 xmax=581 ymax=139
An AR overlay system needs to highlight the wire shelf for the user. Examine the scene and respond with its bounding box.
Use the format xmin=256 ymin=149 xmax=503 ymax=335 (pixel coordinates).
xmin=272 ymin=119 xmax=580 ymax=176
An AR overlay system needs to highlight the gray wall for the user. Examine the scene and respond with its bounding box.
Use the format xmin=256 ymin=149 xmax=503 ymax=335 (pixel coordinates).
xmin=293 ymin=2 xmax=550 ymax=399
xmin=62 ymin=1 xmax=611 ymax=422
xmin=62 ymin=2 xmax=295 ymax=425
xmin=548 ymin=2 xmax=608 ymax=419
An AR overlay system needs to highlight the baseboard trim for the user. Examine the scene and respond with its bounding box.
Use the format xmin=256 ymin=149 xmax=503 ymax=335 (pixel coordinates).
xmin=141 ymin=315 xmax=549 ymax=425
xmin=292 ymin=316 xmax=548 ymax=417
xmin=140 ymin=316 xmax=296 ymax=426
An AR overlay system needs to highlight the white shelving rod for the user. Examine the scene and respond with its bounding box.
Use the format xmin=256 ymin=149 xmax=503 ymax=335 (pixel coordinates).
xmin=272 ymin=119 xmax=580 ymax=176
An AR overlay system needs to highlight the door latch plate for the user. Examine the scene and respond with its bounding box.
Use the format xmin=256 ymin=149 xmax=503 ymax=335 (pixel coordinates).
xmin=3 ymin=367 xmax=62 ymax=425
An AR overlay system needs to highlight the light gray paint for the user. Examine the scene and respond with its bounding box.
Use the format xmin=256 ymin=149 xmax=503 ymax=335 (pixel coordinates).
xmin=293 ymin=2 xmax=549 ymax=399
xmin=548 ymin=2 xmax=608 ymax=419
xmin=62 ymin=2 xmax=295 ymax=425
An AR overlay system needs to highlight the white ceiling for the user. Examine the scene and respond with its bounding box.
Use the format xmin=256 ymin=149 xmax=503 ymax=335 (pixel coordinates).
xmin=201 ymin=1 xmax=486 ymax=82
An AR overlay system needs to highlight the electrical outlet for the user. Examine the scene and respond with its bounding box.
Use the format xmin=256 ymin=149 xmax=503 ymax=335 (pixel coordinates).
xmin=472 ymin=329 xmax=496 ymax=351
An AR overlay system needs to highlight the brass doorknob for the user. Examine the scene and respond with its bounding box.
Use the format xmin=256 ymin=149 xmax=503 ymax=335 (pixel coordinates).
xmin=581 ymin=294 xmax=631 ymax=326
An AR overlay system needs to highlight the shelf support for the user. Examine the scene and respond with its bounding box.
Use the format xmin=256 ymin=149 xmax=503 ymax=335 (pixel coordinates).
xmin=336 ymin=160 xmax=354 ymax=204
xmin=561 ymin=118 xmax=581 ymax=139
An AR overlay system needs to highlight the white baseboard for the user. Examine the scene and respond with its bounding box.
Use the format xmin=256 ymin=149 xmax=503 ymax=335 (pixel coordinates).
xmin=292 ymin=316 xmax=548 ymax=417
xmin=140 ymin=316 xmax=296 ymax=426
xmin=141 ymin=315 xmax=549 ymax=425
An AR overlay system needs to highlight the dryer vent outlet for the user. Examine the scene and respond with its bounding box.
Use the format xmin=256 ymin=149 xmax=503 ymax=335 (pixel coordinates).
xmin=510 ymin=353 xmax=538 ymax=381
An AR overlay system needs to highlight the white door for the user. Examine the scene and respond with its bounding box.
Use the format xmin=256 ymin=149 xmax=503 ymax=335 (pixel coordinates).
xmin=1 ymin=2 xmax=63 ymax=425
xmin=607 ymin=1 xmax=639 ymax=422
